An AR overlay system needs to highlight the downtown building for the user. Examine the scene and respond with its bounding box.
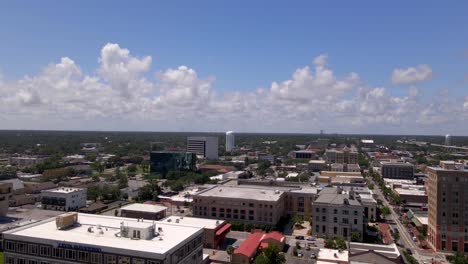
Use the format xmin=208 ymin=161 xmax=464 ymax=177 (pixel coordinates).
xmin=311 ymin=187 xmax=365 ymax=240
xmin=427 ymin=161 xmax=468 ymax=253
xmin=2 ymin=213 xmax=204 ymax=264
xmin=149 ymin=151 xmax=196 ymax=177
xmin=187 ymin=136 xmax=218 ymax=160
xmin=192 ymin=185 xmax=318 ymax=225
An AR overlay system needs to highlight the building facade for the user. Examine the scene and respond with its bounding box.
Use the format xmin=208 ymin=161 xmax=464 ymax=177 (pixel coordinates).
xmin=149 ymin=152 xmax=196 ymax=177
xmin=325 ymin=148 xmax=358 ymax=164
xmin=225 ymin=131 xmax=235 ymax=152
xmin=187 ymin=136 xmax=218 ymax=160
xmin=41 ymin=187 xmax=87 ymax=211
xmin=3 ymin=213 xmax=204 ymax=264
xmin=381 ymin=162 xmax=414 ymax=179
xmin=312 ymin=188 xmax=364 ymax=240
xmin=427 ymin=161 xmax=468 ymax=252
xmin=192 ymin=186 xmax=285 ymax=225
xmin=0 ymin=182 xmax=12 ymax=217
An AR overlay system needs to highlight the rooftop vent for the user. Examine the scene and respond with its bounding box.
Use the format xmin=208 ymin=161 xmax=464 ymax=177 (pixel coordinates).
xmin=56 ymin=212 xmax=78 ymax=230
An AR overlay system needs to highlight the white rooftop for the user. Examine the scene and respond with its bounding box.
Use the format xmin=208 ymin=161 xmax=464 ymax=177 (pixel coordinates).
xmin=162 ymin=216 xmax=225 ymax=230
xmin=4 ymin=213 xmax=202 ymax=257
xmin=196 ymin=186 xmax=284 ymax=201
xmin=394 ymin=188 xmax=427 ymax=196
xmin=318 ymin=248 xmax=349 ymax=262
xmin=121 ymin=203 xmax=167 ymax=214
xmin=43 ymin=187 xmax=84 ymax=194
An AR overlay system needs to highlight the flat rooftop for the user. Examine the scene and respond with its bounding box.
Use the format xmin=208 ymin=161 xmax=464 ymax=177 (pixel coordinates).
xmin=196 ymin=186 xmax=284 ymax=201
xmin=42 ymin=187 xmax=84 ymax=194
xmin=394 ymin=188 xmax=427 ymax=196
xmin=161 ymin=216 xmax=225 ymax=229
xmin=4 ymin=213 xmax=202 ymax=257
xmin=121 ymin=203 xmax=167 ymax=214
xmin=318 ymin=248 xmax=349 ymax=262
xmin=315 ymin=193 xmax=361 ymax=206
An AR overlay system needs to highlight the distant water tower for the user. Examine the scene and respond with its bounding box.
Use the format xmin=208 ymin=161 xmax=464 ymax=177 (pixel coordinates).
xmin=445 ymin=134 xmax=452 ymax=146
xmin=226 ymin=131 xmax=235 ymax=152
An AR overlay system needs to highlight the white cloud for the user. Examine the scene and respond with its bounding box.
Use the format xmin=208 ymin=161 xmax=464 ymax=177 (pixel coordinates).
xmin=391 ymin=64 xmax=433 ymax=85
xmin=0 ymin=44 xmax=466 ymax=134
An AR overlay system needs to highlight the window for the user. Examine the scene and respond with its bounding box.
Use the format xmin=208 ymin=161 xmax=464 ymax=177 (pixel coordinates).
xmin=322 ymin=216 xmax=326 ymax=222
xmin=5 ymin=256 xmax=14 ymax=264
xmin=118 ymin=256 xmax=130 ymax=264
xmin=17 ymin=242 xmax=27 ymax=253
xmin=78 ymin=251 xmax=90 ymax=262
xmin=105 ymin=255 xmax=117 ymax=264
xmin=28 ymin=244 xmax=38 ymax=255
xmin=354 ymin=219 xmax=358 ymax=225
xmin=333 ymin=217 xmax=337 ymax=223
xmin=53 ymin=248 xmax=64 ymax=258
xmin=65 ymin=249 xmax=76 ymax=260
xmin=5 ymin=241 xmax=15 ymax=251
xmin=90 ymin=252 xmax=102 ymax=264
xmin=334 ymin=209 xmax=338 ymax=214
xmin=342 ymin=218 xmax=349 ymax=224
xmin=40 ymin=246 xmax=51 ymax=257
xmin=132 ymin=259 xmax=145 ymax=264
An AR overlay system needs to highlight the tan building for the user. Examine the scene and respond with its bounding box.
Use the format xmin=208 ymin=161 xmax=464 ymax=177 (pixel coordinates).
xmin=427 ymin=161 xmax=468 ymax=252
xmin=312 ymin=187 xmax=365 ymax=240
xmin=193 ymin=186 xmax=285 ymax=225
xmin=325 ymin=148 xmax=358 ymax=164
xmin=0 ymin=182 xmax=12 ymax=217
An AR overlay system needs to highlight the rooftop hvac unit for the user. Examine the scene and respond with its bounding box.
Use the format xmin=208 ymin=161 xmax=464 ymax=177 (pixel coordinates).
xmin=56 ymin=212 xmax=78 ymax=230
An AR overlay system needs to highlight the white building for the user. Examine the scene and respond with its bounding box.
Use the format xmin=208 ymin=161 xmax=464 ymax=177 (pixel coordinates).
xmin=187 ymin=136 xmax=219 ymax=160
xmin=445 ymin=134 xmax=452 ymax=146
xmin=2 ymin=212 xmax=204 ymax=264
xmin=41 ymin=187 xmax=87 ymax=211
xmin=225 ymin=131 xmax=235 ymax=152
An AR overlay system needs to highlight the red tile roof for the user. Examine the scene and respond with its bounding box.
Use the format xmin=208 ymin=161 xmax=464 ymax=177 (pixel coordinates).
xmin=234 ymin=231 xmax=285 ymax=258
xmin=234 ymin=232 xmax=264 ymax=258
xmin=262 ymin=231 xmax=285 ymax=243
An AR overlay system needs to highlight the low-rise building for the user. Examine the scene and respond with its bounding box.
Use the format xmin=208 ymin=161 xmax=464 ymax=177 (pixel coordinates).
xmin=309 ymin=160 xmax=326 ymax=171
xmin=3 ymin=212 xmax=204 ymax=264
xmin=161 ymin=216 xmax=231 ymax=249
xmin=394 ymin=187 xmax=428 ymax=205
xmin=41 ymin=187 xmax=87 ymax=211
xmin=381 ymin=162 xmax=414 ymax=179
xmin=331 ymin=175 xmax=366 ymax=187
xmin=120 ymin=203 xmax=168 ymax=221
xmin=312 ymin=187 xmax=364 ymax=240
xmin=193 ymin=186 xmax=285 ymax=225
xmin=293 ymin=150 xmax=316 ymax=159
xmin=232 ymin=231 xmax=285 ymax=264
xmin=349 ymin=242 xmax=401 ymax=264
xmin=9 ymin=156 xmax=46 ymax=166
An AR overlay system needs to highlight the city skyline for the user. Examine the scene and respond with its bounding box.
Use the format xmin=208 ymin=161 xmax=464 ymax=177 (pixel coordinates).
xmin=0 ymin=1 xmax=467 ymax=134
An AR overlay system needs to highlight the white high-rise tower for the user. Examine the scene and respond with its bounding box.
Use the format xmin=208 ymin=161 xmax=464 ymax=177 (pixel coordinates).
xmin=226 ymin=131 xmax=235 ymax=152
xmin=445 ymin=134 xmax=452 ymax=146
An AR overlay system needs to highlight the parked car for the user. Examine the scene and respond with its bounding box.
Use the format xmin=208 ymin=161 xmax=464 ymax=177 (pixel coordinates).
xmin=295 ymin=235 xmax=305 ymax=240
xmin=306 ymin=236 xmax=316 ymax=241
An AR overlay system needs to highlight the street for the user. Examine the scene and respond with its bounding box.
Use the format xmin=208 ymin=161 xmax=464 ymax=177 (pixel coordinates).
xmin=371 ymin=178 xmax=446 ymax=264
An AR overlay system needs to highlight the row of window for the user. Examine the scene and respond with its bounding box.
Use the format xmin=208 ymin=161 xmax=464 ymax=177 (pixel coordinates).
xmin=314 ymin=207 xmax=360 ymax=215
xmin=315 ymin=216 xmax=359 ymax=225
xmin=4 ymin=240 xmax=163 ymax=264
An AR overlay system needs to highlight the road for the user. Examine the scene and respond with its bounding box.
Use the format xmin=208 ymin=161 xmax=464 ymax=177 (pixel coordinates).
xmin=371 ymin=178 xmax=445 ymax=264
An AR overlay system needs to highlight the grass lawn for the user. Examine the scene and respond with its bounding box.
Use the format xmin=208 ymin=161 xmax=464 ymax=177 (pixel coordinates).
xmin=0 ymin=251 xmax=4 ymax=264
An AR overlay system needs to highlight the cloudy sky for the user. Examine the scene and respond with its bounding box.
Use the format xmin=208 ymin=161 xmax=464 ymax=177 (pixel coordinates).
xmin=0 ymin=1 xmax=467 ymax=135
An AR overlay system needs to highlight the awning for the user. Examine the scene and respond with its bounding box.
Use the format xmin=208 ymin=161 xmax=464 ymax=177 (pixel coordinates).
xmin=215 ymin=223 xmax=232 ymax=236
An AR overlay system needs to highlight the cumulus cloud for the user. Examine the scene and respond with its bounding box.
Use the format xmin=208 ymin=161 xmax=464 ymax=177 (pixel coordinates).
xmin=391 ymin=64 xmax=433 ymax=85
xmin=0 ymin=43 xmax=466 ymax=134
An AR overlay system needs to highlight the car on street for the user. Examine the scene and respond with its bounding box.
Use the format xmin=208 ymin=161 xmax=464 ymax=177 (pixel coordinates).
xmin=306 ymin=236 xmax=316 ymax=241
xmin=295 ymin=235 xmax=305 ymax=240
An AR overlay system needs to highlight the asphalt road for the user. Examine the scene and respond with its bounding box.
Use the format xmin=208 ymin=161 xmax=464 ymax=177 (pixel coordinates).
xmin=371 ymin=178 xmax=446 ymax=264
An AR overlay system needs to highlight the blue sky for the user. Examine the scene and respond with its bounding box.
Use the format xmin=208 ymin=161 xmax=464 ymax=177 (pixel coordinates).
xmin=0 ymin=1 xmax=467 ymax=134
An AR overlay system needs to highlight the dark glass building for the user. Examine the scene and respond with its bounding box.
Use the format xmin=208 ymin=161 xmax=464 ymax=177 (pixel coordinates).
xmin=150 ymin=152 xmax=196 ymax=177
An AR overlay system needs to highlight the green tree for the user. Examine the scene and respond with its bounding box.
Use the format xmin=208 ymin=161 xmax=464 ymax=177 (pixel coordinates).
xmin=351 ymin=232 xmax=361 ymax=242
xmin=226 ymin=245 xmax=234 ymax=261
xmin=447 ymin=252 xmax=468 ymax=264
xmin=254 ymin=244 xmax=285 ymax=264
xmin=292 ymin=216 xmax=304 ymax=227
xmin=335 ymin=237 xmax=347 ymax=250
xmin=324 ymin=238 xmax=335 ymax=249
xmin=380 ymin=206 xmax=391 ymax=220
